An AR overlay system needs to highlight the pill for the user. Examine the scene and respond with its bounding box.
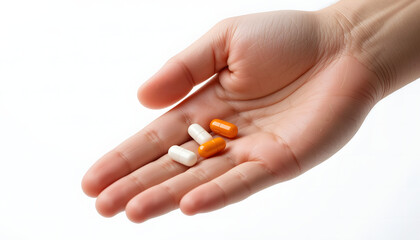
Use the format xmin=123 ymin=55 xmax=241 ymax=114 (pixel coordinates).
xmin=188 ymin=123 xmax=213 ymax=145
xmin=210 ymin=119 xmax=238 ymax=138
xmin=168 ymin=145 xmax=197 ymax=167
xmin=198 ymin=137 xmax=226 ymax=158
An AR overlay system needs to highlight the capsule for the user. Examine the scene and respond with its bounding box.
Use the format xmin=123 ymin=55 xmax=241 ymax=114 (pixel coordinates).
xmin=198 ymin=137 xmax=226 ymax=158
xmin=210 ymin=119 xmax=238 ymax=138
xmin=168 ymin=145 xmax=197 ymax=166
xmin=188 ymin=123 xmax=213 ymax=145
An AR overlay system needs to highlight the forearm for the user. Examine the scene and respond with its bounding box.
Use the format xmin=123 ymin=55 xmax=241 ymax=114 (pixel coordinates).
xmin=324 ymin=0 xmax=420 ymax=98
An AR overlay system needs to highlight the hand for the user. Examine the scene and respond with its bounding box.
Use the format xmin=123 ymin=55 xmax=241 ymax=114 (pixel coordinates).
xmin=82 ymin=9 xmax=386 ymax=223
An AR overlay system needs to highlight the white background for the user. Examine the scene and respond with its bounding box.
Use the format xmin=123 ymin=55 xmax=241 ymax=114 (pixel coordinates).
xmin=1 ymin=0 xmax=419 ymax=239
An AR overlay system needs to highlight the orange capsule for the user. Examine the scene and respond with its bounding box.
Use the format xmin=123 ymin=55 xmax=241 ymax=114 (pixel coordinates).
xmin=210 ymin=119 xmax=238 ymax=138
xmin=198 ymin=137 xmax=226 ymax=158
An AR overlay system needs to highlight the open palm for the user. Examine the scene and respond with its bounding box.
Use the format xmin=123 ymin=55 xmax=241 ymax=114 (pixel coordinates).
xmin=82 ymin=10 xmax=382 ymax=222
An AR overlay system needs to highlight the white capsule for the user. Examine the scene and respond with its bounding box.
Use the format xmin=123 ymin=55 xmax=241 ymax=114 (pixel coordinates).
xmin=188 ymin=123 xmax=213 ymax=145
xmin=168 ymin=145 xmax=197 ymax=167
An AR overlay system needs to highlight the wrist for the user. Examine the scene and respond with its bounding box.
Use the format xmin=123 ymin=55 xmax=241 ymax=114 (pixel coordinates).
xmin=320 ymin=0 xmax=420 ymax=98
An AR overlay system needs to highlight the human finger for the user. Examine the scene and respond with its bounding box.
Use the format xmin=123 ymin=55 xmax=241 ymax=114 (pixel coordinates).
xmin=179 ymin=161 xmax=278 ymax=215
xmin=124 ymin=152 xmax=237 ymax=223
xmin=137 ymin=20 xmax=235 ymax=109
xmin=94 ymin=140 xmax=198 ymax=217
xmin=82 ymin=79 xmax=235 ymax=197
xmin=179 ymin=133 xmax=301 ymax=215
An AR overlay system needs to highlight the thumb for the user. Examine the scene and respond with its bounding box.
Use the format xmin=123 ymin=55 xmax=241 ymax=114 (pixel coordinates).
xmin=137 ymin=20 xmax=233 ymax=109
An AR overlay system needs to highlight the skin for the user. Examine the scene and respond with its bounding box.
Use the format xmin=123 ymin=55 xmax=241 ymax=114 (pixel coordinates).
xmin=81 ymin=0 xmax=420 ymax=223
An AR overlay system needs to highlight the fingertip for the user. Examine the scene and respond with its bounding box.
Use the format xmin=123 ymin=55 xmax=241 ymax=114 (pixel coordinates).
xmin=137 ymin=62 xmax=194 ymax=109
xmin=95 ymin=194 xmax=120 ymax=218
xmin=137 ymin=83 xmax=167 ymax=109
xmin=179 ymin=194 xmax=199 ymax=216
xmin=95 ymin=190 xmax=125 ymax=217
xmin=126 ymin=187 xmax=178 ymax=223
xmin=82 ymin=151 xmax=132 ymax=198
xmin=81 ymin=172 xmax=101 ymax=198
xmin=180 ymin=185 xmax=225 ymax=215
xmin=125 ymin=200 xmax=148 ymax=223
